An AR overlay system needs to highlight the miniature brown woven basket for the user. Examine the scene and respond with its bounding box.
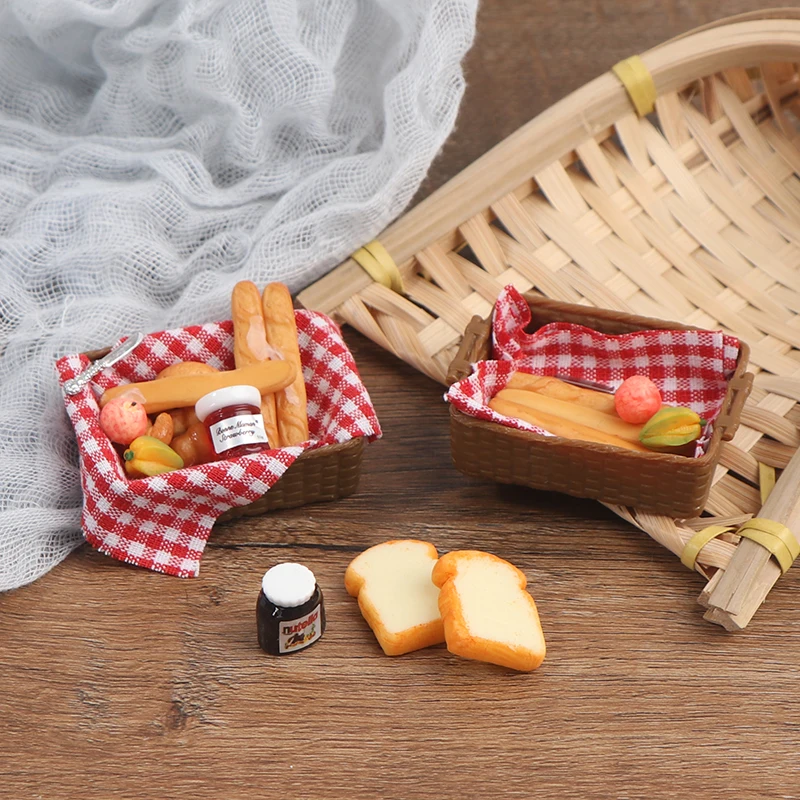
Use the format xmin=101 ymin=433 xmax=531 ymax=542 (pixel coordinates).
xmin=446 ymin=294 xmax=753 ymax=519
xmin=82 ymin=346 xmax=365 ymax=521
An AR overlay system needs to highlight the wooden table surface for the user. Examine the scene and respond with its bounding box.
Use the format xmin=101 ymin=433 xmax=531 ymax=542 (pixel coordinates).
xmin=4 ymin=3 xmax=800 ymax=798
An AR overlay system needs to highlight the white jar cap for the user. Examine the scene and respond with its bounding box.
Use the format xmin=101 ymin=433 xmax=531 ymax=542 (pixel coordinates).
xmin=195 ymin=384 xmax=262 ymax=422
xmin=261 ymin=563 xmax=317 ymax=608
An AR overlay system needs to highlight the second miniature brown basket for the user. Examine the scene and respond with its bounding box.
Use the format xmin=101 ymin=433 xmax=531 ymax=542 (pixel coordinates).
xmin=446 ymin=294 xmax=753 ymax=519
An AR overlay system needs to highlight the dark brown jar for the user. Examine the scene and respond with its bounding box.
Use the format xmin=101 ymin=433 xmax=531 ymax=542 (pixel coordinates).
xmin=257 ymin=563 xmax=326 ymax=656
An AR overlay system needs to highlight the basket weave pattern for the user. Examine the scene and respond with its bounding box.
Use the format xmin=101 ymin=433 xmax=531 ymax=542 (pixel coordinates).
xmin=300 ymin=19 xmax=800 ymax=576
xmin=217 ymin=437 xmax=363 ymax=522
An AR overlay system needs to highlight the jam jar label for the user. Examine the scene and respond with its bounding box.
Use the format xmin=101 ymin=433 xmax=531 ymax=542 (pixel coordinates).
xmin=279 ymin=604 xmax=322 ymax=654
xmin=209 ymin=413 xmax=269 ymax=453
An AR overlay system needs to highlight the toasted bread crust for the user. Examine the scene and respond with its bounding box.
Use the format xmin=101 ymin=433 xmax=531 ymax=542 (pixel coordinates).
xmin=345 ymin=540 xmax=444 ymax=656
xmin=432 ymin=550 xmax=545 ymax=672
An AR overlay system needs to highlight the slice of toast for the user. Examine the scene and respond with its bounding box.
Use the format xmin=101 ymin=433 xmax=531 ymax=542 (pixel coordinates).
xmin=432 ymin=550 xmax=545 ymax=672
xmin=345 ymin=540 xmax=444 ymax=656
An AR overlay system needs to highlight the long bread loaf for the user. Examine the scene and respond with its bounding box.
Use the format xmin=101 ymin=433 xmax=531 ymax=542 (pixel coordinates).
xmin=262 ymin=283 xmax=309 ymax=445
xmin=231 ymin=281 xmax=281 ymax=448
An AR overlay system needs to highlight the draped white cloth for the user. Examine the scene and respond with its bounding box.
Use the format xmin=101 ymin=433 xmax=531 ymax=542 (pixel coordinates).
xmin=0 ymin=0 xmax=478 ymax=590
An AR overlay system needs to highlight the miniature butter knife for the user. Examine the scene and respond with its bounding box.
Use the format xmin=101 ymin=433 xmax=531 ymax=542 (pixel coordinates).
xmin=557 ymin=375 xmax=614 ymax=394
xmin=63 ymin=333 xmax=145 ymax=396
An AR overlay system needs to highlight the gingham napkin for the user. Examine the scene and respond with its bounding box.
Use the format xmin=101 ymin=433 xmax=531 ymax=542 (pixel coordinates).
xmin=56 ymin=311 xmax=381 ymax=577
xmin=446 ymin=286 xmax=740 ymax=455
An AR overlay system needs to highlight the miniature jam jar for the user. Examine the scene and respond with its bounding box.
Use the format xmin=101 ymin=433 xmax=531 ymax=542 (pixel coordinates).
xmin=257 ymin=563 xmax=326 ymax=656
xmin=195 ymin=384 xmax=270 ymax=460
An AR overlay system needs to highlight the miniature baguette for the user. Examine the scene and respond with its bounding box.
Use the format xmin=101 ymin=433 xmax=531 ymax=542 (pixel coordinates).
xmin=100 ymin=360 xmax=295 ymax=415
xmin=232 ymin=281 xmax=281 ymax=448
xmin=505 ymin=372 xmax=617 ymax=414
xmin=262 ymin=283 xmax=309 ymax=446
xmin=489 ymin=396 xmax=649 ymax=452
xmin=432 ymin=550 xmax=545 ymax=672
xmin=495 ymin=388 xmax=643 ymax=443
xmin=345 ymin=540 xmax=444 ymax=656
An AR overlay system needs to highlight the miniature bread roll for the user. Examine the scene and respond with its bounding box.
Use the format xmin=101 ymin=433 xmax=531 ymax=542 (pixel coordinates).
xmin=432 ymin=550 xmax=546 ymax=672
xmin=231 ymin=280 xmax=280 ymax=448
xmin=262 ymin=282 xmax=309 ymax=446
xmin=345 ymin=540 xmax=445 ymax=656
xmin=156 ymin=362 xmax=218 ymax=380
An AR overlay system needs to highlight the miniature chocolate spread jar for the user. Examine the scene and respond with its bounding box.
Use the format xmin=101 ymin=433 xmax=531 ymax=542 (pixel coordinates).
xmin=257 ymin=563 xmax=326 ymax=656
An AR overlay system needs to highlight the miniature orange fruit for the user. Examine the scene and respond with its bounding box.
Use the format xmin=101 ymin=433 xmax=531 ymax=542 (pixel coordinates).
xmin=615 ymin=376 xmax=662 ymax=424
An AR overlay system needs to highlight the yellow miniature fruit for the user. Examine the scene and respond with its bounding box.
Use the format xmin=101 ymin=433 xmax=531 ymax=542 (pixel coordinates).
xmin=123 ymin=435 xmax=184 ymax=478
xmin=639 ymin=407 xmax=705 ymax=449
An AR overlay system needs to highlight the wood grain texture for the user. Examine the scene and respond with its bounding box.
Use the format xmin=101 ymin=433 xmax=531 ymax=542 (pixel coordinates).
xmin=4 ymin=2 xmax=800 ymax=798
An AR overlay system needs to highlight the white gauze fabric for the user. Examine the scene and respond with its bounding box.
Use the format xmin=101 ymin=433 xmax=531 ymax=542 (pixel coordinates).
xmin=0 ymin=0 xmax=478 ymax=590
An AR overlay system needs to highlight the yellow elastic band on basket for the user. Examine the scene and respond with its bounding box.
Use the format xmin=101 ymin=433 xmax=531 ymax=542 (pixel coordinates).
xmin=737 ymin=518 xmax=800 ymax=575
xmin=612 ymin=55 xmax=657 ymax=117
xmin=758 ymin=462 xmax=777 ymax=505
xmin=351 ymin=239 xmax=405 ymax=294
xmin=681 ymin=525 xmax=733 ymax=571
xmin=682 ymin=519 xmax=799 ymax=574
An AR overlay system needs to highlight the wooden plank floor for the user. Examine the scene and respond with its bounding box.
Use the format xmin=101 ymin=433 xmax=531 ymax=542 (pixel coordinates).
xmin=3 ymin=2 xmax=800 ymax=798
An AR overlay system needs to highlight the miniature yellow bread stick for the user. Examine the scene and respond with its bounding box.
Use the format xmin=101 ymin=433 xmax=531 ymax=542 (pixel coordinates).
xmin=489 ymin=396 xmax=649 ymax=452
xmin=494 ymin=388 xmax=644 ymax=443
xmin=231 ymin=281 xmax=281 ymax=448
xmin=262 ymin=283 xmax=309 ymax=445
xmin=505 ymin=372 xmax=617 ymax=414
xmin=100 ymin=360 xmax=295 ymax=415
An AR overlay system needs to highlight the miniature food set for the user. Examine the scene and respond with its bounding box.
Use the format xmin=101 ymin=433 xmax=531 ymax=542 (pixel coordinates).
xmin=56 ymin=282 xmax=381 ymax=578
xmin=446 ymin=286 xmax=751 ymax=518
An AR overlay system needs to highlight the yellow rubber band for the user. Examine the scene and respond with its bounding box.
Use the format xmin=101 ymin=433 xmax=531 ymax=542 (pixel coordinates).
xmin=737 ymin=518 xmax=800 ymax=575
xmin=681 ymin=525 xmax=733 ymax=571
xmin=758 ymin=462 xmax=777 ymax=505
xmin=351 ymin=239 xmax=405 ymax=294
xmin=612 ymin=55 xmax=657 ymax=117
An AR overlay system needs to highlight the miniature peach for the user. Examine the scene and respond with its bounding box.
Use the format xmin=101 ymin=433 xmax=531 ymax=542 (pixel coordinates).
xmin=615 ymin=376 xmax=662 ymax=424
xmin=99 ymin=396 xmax=149 ymax=445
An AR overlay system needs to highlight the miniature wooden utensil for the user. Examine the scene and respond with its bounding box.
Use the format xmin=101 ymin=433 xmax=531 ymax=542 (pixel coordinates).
xmin=701 ymin=444 xmax=800 ymax=630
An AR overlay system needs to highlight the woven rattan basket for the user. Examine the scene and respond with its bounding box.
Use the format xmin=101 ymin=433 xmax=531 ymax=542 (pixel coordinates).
xmin=81 ymin=346 xmax=365 ymax=522
xmin=446 ymin=295 xmax=753 ymax=519
xmin=299 ymin=10 xmax=800 ymax=627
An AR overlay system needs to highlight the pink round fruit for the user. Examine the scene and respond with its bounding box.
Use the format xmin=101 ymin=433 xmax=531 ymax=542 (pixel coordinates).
xmin=615 ymin=376 xmax=662 ymax=424
xmin=99 ymin=396 xmax=149 ymax=445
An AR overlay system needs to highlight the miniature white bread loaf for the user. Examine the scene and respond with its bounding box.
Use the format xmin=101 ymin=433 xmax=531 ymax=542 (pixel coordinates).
xmin=345 ymin=540 xmax=445 ymax=656
xmin=431 ymin=550 xmax=546 ymax=672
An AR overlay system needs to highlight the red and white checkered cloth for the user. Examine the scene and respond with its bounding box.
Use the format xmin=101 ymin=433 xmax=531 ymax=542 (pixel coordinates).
xmin=446 ymin=286 xmax=740 ymax=456
xmin=56 ymin=311 xmax=381 ymax=578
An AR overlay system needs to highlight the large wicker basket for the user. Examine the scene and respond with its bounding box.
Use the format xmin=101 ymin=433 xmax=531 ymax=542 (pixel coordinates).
xmin=299 ymin=10 xmax=800 ymax=627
